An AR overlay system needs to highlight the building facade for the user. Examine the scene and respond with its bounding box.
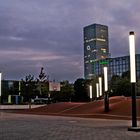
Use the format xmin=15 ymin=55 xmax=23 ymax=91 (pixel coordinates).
xmin=95 ymin=54 xmax=140 ymax=80
xmin=1 ymin=80 xmax=21 ymax=104
xmin=84 ymin=24 xmax=109 ymax=79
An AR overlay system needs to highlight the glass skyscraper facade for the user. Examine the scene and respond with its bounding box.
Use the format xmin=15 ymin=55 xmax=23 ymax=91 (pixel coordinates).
xmin=95 ymin=54 xmax=140 ymax=80
xmin=84 ymin=24 xmax=109 ymax=79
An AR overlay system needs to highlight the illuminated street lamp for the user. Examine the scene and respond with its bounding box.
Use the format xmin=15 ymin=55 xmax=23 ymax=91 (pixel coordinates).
xmin=128 ymin=31 xmax=140 ymax=131
xmin=104 ymin=67 xmax=108 ymax=92
xmin=103 ymin=66 xmax=109 ymax=112
xmin=96 ymin=83 xmax=99 ymax=98
xmin=89 ymin=85 xmax=92 ymax=100
xmin=99 ymin=77 xmax=102 ymax=96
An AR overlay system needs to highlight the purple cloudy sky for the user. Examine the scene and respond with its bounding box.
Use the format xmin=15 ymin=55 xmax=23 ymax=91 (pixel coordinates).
xmin=0 ymin=0 xmax=140 ymax=82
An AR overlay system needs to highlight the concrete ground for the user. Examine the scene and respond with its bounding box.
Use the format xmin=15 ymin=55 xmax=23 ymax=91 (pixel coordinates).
xmin=0 ymin=105 xmax=45 ymax=110
xmin=0 ymin=111 xmax=140 ymax=140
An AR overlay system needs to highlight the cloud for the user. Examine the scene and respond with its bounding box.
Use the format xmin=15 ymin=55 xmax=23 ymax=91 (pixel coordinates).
xmin=0 ymin=0 xmax=140 ymax=82
xmin=0 ymin=48 xmax=83 ymax=81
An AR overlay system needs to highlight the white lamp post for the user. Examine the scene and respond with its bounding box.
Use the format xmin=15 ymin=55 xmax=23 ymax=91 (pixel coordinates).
xmin=103 ymin=67 xmax=108 ymax=92
xmin=89 ymin=85 xmax=92 ymax=100
xmin=129 ymin=32 xmax=136 ymax=83
xmin=96 ymin=83 xmax=99 ymax=98
xmin=103 ymin=66 xmax=109 ymax=112
xmin=128 ymin=31 xmax=140 ymax=131
xmin=99 ymin=77 xmax=102 ymax=96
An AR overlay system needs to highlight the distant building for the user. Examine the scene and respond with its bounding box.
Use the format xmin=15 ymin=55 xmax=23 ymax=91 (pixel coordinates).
xmin=1 ymin=80 xmax=21 ymax=104
xmin=84 ymin=23 xmax=109 ymax=79
xmin=95 ymin=54 xmax=140 ymax=80
xmin=83 ymin=23 xmax=140 ymax=81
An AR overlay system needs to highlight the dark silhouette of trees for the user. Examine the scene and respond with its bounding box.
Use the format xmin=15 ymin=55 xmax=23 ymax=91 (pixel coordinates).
xmin=59 ymin=80 xmax=74 ymax=101
xmin=50 ymin=81 xmax=74 ymax=102
xmin=36 ymin=67 xmax=49 ymax=97
xmin=21 ymin=74 xmax=37 ymax=103
xmin=73 ymin=78 xmax=90 ymax=102
xmin=110 ymin=71 xmax=131 ymax=97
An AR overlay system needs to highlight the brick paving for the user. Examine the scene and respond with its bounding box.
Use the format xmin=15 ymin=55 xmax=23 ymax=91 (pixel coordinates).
xmin=0 ymin=112 xmax=140 ymax=140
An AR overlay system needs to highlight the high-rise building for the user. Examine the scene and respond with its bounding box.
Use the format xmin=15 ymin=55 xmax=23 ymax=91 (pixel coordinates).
xmin=84 ymin=24 xmax=109 ymax=79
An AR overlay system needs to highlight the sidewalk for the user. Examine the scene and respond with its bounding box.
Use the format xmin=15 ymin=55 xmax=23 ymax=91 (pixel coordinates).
xmin=0 ymin=104 xmax=45 ymax=109
xmin=0 ymin=112 xmax=140 ymax=140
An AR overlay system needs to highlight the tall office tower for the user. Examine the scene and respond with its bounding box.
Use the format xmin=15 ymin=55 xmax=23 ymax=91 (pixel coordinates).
xmin=84 ymin=24 xmax=109 ymax=79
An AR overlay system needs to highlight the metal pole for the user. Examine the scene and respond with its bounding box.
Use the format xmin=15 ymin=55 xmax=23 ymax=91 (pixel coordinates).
xmin=104 ymin=92 xmax=109 ymax=112
xmin=131 ymin=83 xmax=137 ymax=127
xmin=128 ymin=31 xmax=140 ymax=131
xmin=96 ymin=83 xmax=99 ymax=98
xmin=103 ymin=67 xmax=109 ymax=112
xmin=99 ymin=77 xmax=102 ymax=97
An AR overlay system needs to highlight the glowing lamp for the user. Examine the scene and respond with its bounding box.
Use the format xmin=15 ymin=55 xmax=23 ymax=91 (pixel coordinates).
xmin=99 ymin=77 xmax=102 ymax=96
xmin=96 ymin=83 xmax=99 ymax=98
xmin=129 ymin=31 xmax=136 ymax=83
xmin=89 ymin=85 xmax=92 ymax=99
xmin=103 ymin=67 xmax=108 ymax=92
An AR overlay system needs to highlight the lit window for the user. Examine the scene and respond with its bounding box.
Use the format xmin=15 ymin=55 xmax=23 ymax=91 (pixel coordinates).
xmin=101 ymin=48 xmax=107 ymax=53
xmin=96 ymin=38 xmax=106 ymax=42
xmin=92 ymin=49 xmax=97 ymax=52
xmin=101 ymin=56 xmax=105 ymax=59
xmin=101 ymin=29 xmax=106 ymax=32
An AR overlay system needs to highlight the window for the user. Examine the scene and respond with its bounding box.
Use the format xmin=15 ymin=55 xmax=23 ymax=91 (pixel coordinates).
xmin=101 ymin=48 xmax=107 ymax=53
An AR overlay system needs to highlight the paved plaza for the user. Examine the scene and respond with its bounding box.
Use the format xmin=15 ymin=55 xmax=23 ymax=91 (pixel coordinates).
xmin=0 ymin=111 xmax=140 ymax=140
xmin=0 ymin=105 xmax=44 ymax=110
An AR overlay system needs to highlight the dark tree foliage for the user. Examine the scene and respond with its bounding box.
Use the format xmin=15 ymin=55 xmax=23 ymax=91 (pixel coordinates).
xmin=50 ymin=81 xmax=74 ymax=102
xmin=110 ymin=72 xmax=131 ymax=97
xmin=122 ymin=71 xmax=130 ymax=79
xmin=21 ymin=74 xmax=37 ymax=102
xmin=36 ymin=67 xmax=49 ymax=97
xmin=38 ymin=67 xmax=47 ymax=82
xmin=59 ymin=81 xmax=74 ymax=101
xmin=110 ymin=75 xmax=121 ymax=96
xmin=73 ymin=78 xmax=90 ymax=102
xmin=118 ymin=78 xmax=131 ymax=96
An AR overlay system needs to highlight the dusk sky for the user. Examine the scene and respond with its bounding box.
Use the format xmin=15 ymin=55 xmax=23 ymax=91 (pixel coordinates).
xmin=0 ymin=0 xmax=140 ymax=82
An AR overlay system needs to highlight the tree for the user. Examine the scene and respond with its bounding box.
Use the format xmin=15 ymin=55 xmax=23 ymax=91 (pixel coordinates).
xmin=36 ymin=67 xmax=49 ymax=97
xmin=118 ymin=77 xmax=131 ymax=96
xmin=60 ymin=81 xmax=74 ymax=101
xmin=110 ymin=75 xmax=121 ymax=96
xmin=110 ymin=73 xmax=131 ymax=97
xmin=21 ymin=74 xmax=37 ymax=103
xmin=136 ymin=79 xmax=140 ymax=96
xmin=49 ymin=81 xmax=74 ymax=102
xmin=122 ymin=71 xmax=130 ymax=79
xmin=73 ymin=78 xmax=90 ymax=102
